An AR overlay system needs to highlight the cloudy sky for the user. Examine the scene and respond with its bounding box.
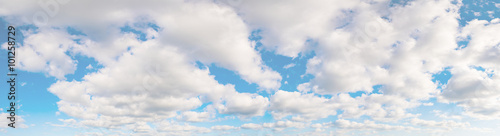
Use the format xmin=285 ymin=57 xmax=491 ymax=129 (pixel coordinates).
xmin=0 ymin=0 xmax=500 ymax=135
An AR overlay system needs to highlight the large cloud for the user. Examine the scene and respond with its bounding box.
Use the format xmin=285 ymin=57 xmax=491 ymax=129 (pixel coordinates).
xmin=1 ymin=0 xmax=281 ymax=90
xmin=228 ymin=0 xmax=361 ymax=57
xmin=48 ymin=40 xmax=271 ymax=128
xmin=438 ymin=18 xmax=500 ymax=120
xmin=2 ymin=28 xmax=78 ymax=79
xmin=302 ymin=0 xmax=460 ymax=98
xmin=269 ymin=90 xmax=419 ymax=122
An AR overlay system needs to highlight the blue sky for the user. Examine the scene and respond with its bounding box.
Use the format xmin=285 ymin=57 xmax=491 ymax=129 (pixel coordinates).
xmin=1 ymin=0 xmax=500 ymax=135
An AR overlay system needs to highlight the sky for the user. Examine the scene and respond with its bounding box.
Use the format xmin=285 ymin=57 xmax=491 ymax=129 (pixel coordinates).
xmin=0 ymin=0 xmax=500 ymax=135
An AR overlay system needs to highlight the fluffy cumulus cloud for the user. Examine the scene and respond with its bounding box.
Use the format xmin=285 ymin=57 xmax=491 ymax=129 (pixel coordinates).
xmin=438 ymin=19 xmax=500 ymax=120
xmin=302 ymin=0 xmax=459 ymax=98
xmin=47 ymin=40 xmax=271 ymax=130
xmin=1 ymin=28 xmax=78 ymax=79
xmin=270 ymin=90 xmax=338 ymax=121
xmin=0 ymin=112 xmax=28 ymax=129
xmin=230 ymin=0 xmax=360 ymax=57
xmin=1 ymin=0 xmax=500 ymax=135
xmin=410 ymin=118 xmax=470 ymax=130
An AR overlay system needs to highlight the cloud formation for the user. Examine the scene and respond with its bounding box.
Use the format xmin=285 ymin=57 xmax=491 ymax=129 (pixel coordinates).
xmin=1 ymin=0 xmax=500 ymax=135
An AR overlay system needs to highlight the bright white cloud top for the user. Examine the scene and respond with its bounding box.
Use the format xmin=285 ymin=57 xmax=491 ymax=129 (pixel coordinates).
xmin=0 ymin=0 xmax=500 ymax=135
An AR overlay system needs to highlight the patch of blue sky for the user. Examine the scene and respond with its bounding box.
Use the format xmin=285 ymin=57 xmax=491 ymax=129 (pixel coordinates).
xmin=120 ymin=21 xmax=160 ymax=41
xmin=250 ymin=30 xmax=316 ymax=92
xmin=120 ymin=25 xmax=148 ymax=41
xmin=432 ymin=67 xmax=452 ymax=89
xmin=66 ymin=26 xmax=86 ymax=36
xmin=196 ymin=61 xmax=276 ymax=127
xmin=135 ymin=21 xmax=160 ymax=32
xmin=389 ymin=0 xmax=414 ymax=7
xmin=0 ymin=54 xmax=74 ymax=136
xmin=191 ymin=36 xmax=318 ymax=131
xmin=456 ymin=36 xmax=470 ymax=50
xmin=203 ymin=62 xmax=260 ymax=94
xmin=409 ymin=97 xmax=464 ymax=121
xmin=349 ymin=85 xmax=384 ymax=98
xmin=188 ymin=110 xmax=275 ymax=132
xmin=191 ymin=102 xmax=213 ymax=112
xmin=64 ymin=55 xmax=100 ymax=81
xmin=0 ymin=19 xmax=59 ymax=114
xmin=203 ymin=29 xmax=316 ymax=98
xmin=310 ymin=113 xmax=340 ymax=125
xmin=471 ymin=65 xmax=494 ymax=77
xmin=472 ymin=65 xmax=486 ymax=71
xmin=459 ymin=0 xmax=500 ymax=26
xmin=260 ymin=50 xmax=315 ymax=92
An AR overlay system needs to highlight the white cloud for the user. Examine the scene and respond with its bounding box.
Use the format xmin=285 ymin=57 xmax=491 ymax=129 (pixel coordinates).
xmin=423 ymin=102 xmax=434 ymax=106
xmin=432 ymin=110 xmax=463 ymax=120
xmin=153 ymin=1 xmax=282 ymax=90
xmin=178 ymin=111 xmax=211 ymax=122
xmin=229 ymin=0 xmax=360 ymax=57
xmin=241 ymin=123 xmax=262 ymax=129
xmin=336 ymin=93 xmax=419 ymax=122
xmin=334 ymin=119 xmax=412 ymax=131
xmin=410 ymin=118 xmax=470 ymax=130
xmin=156 ymin=120 xmax=211 ymax=135
xmin=48 ymin=40 xmax=270 ymax=129
xmin=303 ymin=0 xmax=459 ymax=100
xmin=0 ymin=1 xmax=279 ymax=134
xmin=0 ymin=0 xmax=287 ymax=132
xmin=215 ymin=92 xmax=269 ymax=117
xmin=49 ymin=118 xmax=78 ymax=128
xmin=270 ymin=90 xmax=337 ymax=121
xmin=2 ymin=0 xmax=282 ymax=90
xmin=211 ymin=125 xmax=239 ymax=131
xmin=3 ymin=28 xmax=78 ymax=79
xmin=435 ymin=12 xmax=500 ymax=120
xmin=261 ymin=120 xmax=307 ymax=131
xmin=85 ymin=64 xmax=93 ymax=70
xmin=0 ymin=113 xmax=28 ymax=129
xmin=439 ymin=66 xmax=500 ymax=119
xmin=283 ymin=63 xmax=296 ymax=69
xmin=0 ymin=0 xmax=499 ymax=135
xmin=270 ymin=90 xmax=419 ymax=122
xmin=474 ymin=12 xmax=481 ymax=16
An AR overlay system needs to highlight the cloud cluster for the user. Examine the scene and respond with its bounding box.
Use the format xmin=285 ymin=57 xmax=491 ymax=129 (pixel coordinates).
xmin=438 ymin=19 xmax=500 ymax=119
xmin=1 ymin=0 xmax=500 ymax=135
xmin=1 ymin=0 xmax=277 ymax=133
xmin=270 ymin=90 xmax=419 ymax=122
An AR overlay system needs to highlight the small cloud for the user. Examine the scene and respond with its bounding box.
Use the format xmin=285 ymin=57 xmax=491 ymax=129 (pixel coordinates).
xmin=283 ymin=63 xmax=296 ymax=69
xmin=86 ymin=64 xmax=93 ymax=70
xmin=473 ymin=12 xmax=481 ymax=16
xmin=423 ymin=102 xmax=434 ymax=106
xmin=20 ymin=82 xmax=27 ymax=86
xmin=487 ymin=11 xmax=494 ymax=18
xmin=211 ymin=125 xmax=239 ymax=131
xmin=284 ymin=81 xmax=288 ymax=84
